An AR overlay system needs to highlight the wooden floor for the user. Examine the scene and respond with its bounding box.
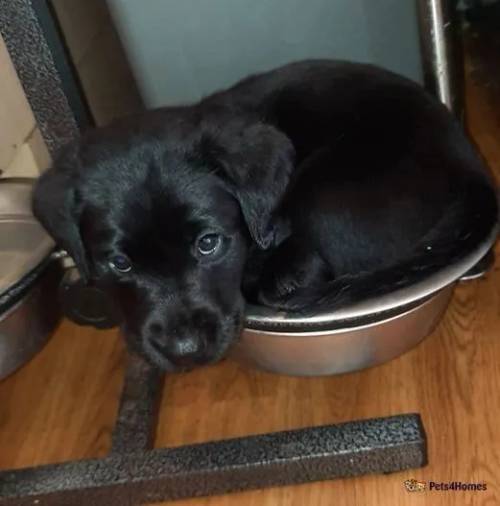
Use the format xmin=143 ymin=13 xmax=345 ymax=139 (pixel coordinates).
xmin=1 ymin=48 xmax=500 ymax=506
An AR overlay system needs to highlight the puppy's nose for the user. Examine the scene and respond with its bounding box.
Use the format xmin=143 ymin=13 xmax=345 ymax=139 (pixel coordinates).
xmin=148 ymin=326 xmax=207 ymax=366
xmin=165 ymin=335 xmax=208 ymax=366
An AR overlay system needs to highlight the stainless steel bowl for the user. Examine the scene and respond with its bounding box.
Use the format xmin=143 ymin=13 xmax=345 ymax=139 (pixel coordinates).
xmin=233 ymin=228 xmax=498 ymax=377
xmin=0 ymin=179 xmax=63 ymax=380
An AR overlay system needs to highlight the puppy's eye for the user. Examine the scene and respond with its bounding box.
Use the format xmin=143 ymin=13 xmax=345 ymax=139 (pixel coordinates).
xmin=109 ymin=254 xmax=132 ymax=273
xmin=197 ymin=233 xmax=222 ymax=256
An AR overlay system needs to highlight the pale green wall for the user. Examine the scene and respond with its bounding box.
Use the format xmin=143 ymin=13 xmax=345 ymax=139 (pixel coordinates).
xmin=108 ymin=0 xmax=423 ymax=108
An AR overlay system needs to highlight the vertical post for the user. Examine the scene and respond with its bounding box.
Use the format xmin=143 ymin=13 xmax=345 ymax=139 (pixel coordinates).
xmin=417 ymin=0 xmax=464 ymax=115
xmin=0 ymin=0 xmax=90 ymax=154
xmin=109 ymin=354 xmax=164 ymax=455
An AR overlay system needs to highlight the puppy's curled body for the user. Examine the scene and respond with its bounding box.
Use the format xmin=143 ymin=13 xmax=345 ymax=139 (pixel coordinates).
xmin=201 ymin=60 xmax=497 ymax=311
xmin=33 ymin=60 xmax=498 ymax=369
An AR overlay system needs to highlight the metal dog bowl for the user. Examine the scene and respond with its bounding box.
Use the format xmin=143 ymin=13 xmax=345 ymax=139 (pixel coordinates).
xmin=0 ymin=179 xmax=63 ymax=380
xmin=233 ymin=229 xmax=498 ymax=376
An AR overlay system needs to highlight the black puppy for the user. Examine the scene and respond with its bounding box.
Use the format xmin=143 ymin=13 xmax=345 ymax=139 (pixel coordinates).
xmin=33 ymin=60 xmax=497 ymax=371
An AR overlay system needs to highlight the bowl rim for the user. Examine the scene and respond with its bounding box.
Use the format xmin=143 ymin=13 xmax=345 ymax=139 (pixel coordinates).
xmin=243 ymin=285 xmax=455 ymax=336
xmin=244 ymin=224 xmax=498 ymax=332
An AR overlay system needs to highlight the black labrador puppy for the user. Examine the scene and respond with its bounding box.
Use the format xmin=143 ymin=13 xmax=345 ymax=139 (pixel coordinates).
xmin=33 ymin=60 xmax=497 ymax=371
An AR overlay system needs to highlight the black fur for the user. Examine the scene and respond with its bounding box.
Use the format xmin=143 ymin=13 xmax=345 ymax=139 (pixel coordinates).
xmin=33 ymin=60 xmax=498 ymax=371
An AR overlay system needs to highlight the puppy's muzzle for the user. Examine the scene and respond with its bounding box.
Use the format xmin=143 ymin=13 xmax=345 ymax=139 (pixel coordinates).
xmin=143 ymin=308 xmax=220 ymax=368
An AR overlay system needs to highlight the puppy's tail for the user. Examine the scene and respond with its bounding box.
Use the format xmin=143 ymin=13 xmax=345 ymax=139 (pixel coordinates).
xmin=292 ymin=174 xmax=498 ymax=315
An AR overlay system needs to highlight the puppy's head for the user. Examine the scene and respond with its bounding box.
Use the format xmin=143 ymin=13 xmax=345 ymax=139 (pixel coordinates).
xmin=33 ymin=114 xmax=294 ymax=371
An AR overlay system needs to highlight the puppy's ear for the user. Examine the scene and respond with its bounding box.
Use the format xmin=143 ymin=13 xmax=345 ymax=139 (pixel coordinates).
xmin=32 ymin=167 xmax=90 ymax=281
xmin=212 ymin=123 xmax=295 ymax=249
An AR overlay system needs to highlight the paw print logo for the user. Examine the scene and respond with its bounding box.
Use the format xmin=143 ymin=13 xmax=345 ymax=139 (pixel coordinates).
xmin=404 ymin=479 xmax=426 ymax=492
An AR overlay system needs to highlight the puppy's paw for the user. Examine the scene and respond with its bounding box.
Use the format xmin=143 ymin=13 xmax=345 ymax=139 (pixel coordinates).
xmin=257 ymin=274 xmax=316 ymax=312
xmin=255 ymin=241 xmax=333 ymax=312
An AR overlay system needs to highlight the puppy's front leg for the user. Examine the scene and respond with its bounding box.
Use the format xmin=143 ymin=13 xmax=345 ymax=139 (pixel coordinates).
xmin=257 ymin=237 xmax=332 ymax=311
